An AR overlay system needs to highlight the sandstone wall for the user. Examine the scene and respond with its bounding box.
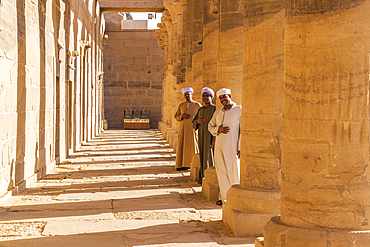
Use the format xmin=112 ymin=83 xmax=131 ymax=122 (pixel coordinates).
xmin=103 ymin=17 xmax=163 ymax=129
xmin=0 ymin=0 xmax=105 ymax=198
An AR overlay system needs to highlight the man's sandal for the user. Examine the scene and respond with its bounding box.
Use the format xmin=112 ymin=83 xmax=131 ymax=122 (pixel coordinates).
xmin=216 ymin=200 xmax=223 ymax=205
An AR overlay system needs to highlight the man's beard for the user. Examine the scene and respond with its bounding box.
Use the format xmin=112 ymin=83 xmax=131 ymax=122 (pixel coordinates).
xmin=222 ymin=100 xmax=230 ymax=106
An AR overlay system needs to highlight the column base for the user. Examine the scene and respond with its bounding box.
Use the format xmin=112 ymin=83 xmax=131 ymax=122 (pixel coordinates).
xmin=165 ymin=129 xmax=176 ymax=142
xmin=160 ymin=123 xmax=169 ymax=137
xmin=158 ymin=121 xmax=165 ymax=130
xmin=201 ymin=166 xmax=219 ymax=202
xmin=222 ymin=185 xmax=280 ymax=237
xmin=168 ymin=134 xmax=178 ymax=149
xmin=190 ymin=154 xmax=200 ymax=182
xmin=264 ymin=216 xmax=370 ymax=247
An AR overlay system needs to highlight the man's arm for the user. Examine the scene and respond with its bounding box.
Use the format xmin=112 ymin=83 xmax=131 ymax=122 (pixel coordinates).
xmin=174 ymin=104 xmax=183 ymax=121
xmin=208 ymin=112 xmax=219 ymax=136
xmin=192 ymin=108 xmax=201 ymax=130
xmin=237 ymin=106 xmax=242 ymax=157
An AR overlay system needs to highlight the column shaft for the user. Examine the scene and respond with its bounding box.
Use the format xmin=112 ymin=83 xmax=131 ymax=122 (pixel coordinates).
xmin=191 ymin=0 xmax=204 ymax=102
xmin=217 ymin=0 xmax=244 ymax=106
xmin=264 ymin=1 xmax=370 ymax=246
xmin=203 ymin=0 xmax=218 ymax=91
xmin=185 ymin=0 xmax=193 ymax=86
xmin=223 ymin=0 xmax=284 ymax=237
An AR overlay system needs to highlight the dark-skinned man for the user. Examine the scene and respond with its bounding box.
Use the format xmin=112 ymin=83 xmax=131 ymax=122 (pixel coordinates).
xmin=192 ymin=87 xmax=216 ymax=184
xmin=208 ymin=88 xmax=241 ymax=205
xmin=174 ymin=87 xmax=201 ymax=171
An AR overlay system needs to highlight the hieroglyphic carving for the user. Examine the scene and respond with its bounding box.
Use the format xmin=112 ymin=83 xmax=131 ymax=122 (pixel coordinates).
xmin=280 ymin=0 xmax=370 ymax=231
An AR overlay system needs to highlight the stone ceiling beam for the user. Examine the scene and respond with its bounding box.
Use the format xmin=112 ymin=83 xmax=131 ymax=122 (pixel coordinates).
xmin=99 ymin=1 xmax=165 ymax=12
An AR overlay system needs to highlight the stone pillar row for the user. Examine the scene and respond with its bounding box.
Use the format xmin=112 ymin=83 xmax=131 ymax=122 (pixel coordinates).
xmin=156 ymin=0 xmax=279 ymax=238
xmin=156 ymin=1 xmax=370 ymax=245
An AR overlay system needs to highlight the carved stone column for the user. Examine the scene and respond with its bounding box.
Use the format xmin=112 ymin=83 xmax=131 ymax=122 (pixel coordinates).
xmin=223 ymin=0 xmax=285 ymax=237
xmin=175 ymin=2 xmax=184 ymax=86
xmin=179 ymin=0 xmax=187 ymax=87
xmin=202 ymin=0 xmax=218 ymax=90
xmin=164 ymin=0 xmax=180 ymax=131
xmin=101 ymin=35 xmax=108 ymax=131
xmin=191 ymin=0 xmax=204 ymax=103
xmin=155 ymin=23 xmax=169 ymax=125
xmin=79 ymin=40 xmax=91 ymax=144
xmin=160 ymin=12 xmax=173 ymax=126
xmin=185 ymin=0 xmax=193 ymax=87
xmin=263 ymin=1 xmax=370 ymax=246
xmin=216 ymin=0 xmax=244 ymax=106
xmin=201 ymin=0 xmax=219 ymax=202
xmin=173 ymin=1 xmax=183 ymax=133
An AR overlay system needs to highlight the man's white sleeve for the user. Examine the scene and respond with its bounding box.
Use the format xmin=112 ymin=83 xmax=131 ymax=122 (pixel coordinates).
xmin=208 ymin=112 xmax=219 ymax=136
xmin=237 ymin=106 xmax=241 ymax=152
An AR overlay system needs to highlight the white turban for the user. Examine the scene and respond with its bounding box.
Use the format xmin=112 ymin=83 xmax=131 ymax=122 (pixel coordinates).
xmin=216 ymin=88 xmax=231 ymax=98
xmin=201 ymin=87 xmax=214 ymax=98
xmin=181 ymin=87 xmax=194 ymax=95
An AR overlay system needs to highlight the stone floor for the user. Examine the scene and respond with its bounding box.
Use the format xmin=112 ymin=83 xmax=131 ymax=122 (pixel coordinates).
xmin=0 ymin=130 xmax=255 ymax=246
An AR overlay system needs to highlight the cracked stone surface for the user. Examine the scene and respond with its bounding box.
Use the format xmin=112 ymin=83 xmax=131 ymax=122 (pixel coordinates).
xmin=0 ymin=130 xmax=255 ymax=246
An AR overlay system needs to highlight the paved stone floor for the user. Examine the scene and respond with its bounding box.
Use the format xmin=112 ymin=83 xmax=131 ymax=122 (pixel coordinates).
xmin=0 ymin=130 xmax=255 ymax=246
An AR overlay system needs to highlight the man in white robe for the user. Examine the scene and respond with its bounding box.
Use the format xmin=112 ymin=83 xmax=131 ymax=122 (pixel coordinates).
xmin=174 ymin=87 xmax=201 ymax=171
xmin=208 ymin=88 xmax=241 ymax=205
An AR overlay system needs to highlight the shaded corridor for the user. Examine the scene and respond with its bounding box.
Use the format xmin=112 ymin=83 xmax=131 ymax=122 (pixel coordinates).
xmin=0 ymin=130 xmax=254 ymax=246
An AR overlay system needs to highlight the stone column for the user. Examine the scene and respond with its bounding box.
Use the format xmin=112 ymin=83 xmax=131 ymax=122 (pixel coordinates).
xmin=180 ymin=0 xmax=187 ymax=86
xmin=191 ymin=0 xmax=204 ymax=103
xmin=157 ymin=21 xmax=170 ymax=125
xmin=163 ymin=0 xmax=183 ymax=132
xmin=201 ymin=0 xmax=220 ymax=202
xmin=162 ymin=35 xmax=170 ymax=125
xmin=176 ymin=3 xmax=185 ymax=86
xmin=216 ymin=0 xmax=243 ymax=106
xmin=173 ymin=2 xmax=182 ymax=132
xmin=202 ymin=0 xmax=218 ymax=90
xmin=101 ymin=35 xmax=108 ymax=132
xmin=223 ymin=0 xmax=285 ymax=237
xmin=161 ymin=12 xmax=173 ymax=126
xmin=185 ymin=0 xmax=193 ymax=87
xmin=263 ymin=1 xmax=370 ymax=246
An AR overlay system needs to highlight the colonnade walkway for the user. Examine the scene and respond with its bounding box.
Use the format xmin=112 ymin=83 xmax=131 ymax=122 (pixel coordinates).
xmin=0 ymin=130 xmax=255 ymax=246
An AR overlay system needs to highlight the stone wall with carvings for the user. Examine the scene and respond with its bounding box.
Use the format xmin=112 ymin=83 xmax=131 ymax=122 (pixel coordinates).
xmin=0 ymin=0 xmax=105 ymax=198
xmin=103 ymin=15 xmax=163 ymax=129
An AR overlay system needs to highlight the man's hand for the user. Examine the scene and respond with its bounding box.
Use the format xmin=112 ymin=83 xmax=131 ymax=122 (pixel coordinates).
xmin=182 ymin=113 xmax=191 ymax=119
xmin=218 ymin=124 xmax=230 ymax=134
xmin=197 ymin=116 xmax=206 ymax=124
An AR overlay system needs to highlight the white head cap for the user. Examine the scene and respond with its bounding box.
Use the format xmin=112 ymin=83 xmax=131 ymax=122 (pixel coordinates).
xmin=201 ymin=87 xmax=214 ymax=98
xmin=216 ymin=88 xmax=231 ymax=98
xmin=181 ymin=87 xmax=194 ymax=95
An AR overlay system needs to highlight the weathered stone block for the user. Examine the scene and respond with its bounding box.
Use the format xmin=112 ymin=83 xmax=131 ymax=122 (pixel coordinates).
xmin=190 ymin=154 xmax=200 ymax=182
xmin=241 ymin=157 xmax=280 ymax=190
xmin=133 ymin=40 xmax=153 ymax=48
xmin=133 ymin=31 xmax=152 ymax=40
xmin=223 ymin=185 xmax=280 ymax=237
xmin=128 ymin=81 xmax=150 ymax=88
xmin=264 ymin=216 xmax=370 ymax=247
xmin=202 ymin=166 xmax=219 ymax=202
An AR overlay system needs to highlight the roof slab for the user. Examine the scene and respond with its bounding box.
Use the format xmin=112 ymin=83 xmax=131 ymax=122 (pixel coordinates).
xmin=99 ymin=0 xmax=165 ymax=12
